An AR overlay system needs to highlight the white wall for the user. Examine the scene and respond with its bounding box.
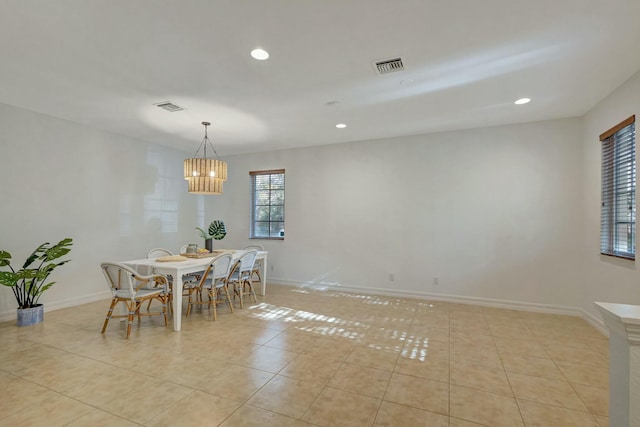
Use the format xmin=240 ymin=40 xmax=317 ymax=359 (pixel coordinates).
xmin=215 ymin=118 xmax=585 ymax=309
xmin=0 ymin=103 xmax=203 ymax=319
xmin=6 ymin=75 xmax=635 ymax=321
xmin=581 ymin=70 xmax=640 ymax=321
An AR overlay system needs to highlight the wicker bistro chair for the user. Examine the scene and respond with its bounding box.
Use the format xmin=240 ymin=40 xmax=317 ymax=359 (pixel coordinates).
xmin=227 ymin=249 xmax=258 ymax=309
xmin=185 ymin=252 xmax=234 ymax=320
xmin=100 ymin=262 xmax=169 ymax=339
xmin=145 ymin=248 xmax=203 ymax=315
xmin=145 ymin=248 xmax=176 ymax=313
xmin=242 ymin=245 xmax=264 ymax=289
xmin=147 ymin=248 xmax=172 ymax=258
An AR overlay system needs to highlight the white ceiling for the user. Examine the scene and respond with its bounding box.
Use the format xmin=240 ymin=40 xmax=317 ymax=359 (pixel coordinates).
xmin=1 ymin=0 xmax=639 ymax=156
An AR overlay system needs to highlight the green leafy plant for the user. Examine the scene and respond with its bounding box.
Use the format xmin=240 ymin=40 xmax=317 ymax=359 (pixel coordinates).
xmin=196 ymin=220 xmax=227 ymax=241
xmin=0 ymin=238 xmax=73 ymax=309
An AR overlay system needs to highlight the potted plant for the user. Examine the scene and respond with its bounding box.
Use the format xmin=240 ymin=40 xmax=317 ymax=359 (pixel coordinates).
xmin=196 ymin=220 xmax=226 ymax=252
xmin=0 ymin=238 xmax=73 ymax=326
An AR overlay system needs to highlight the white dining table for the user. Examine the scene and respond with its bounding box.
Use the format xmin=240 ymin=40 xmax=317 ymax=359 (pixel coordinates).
xmin=123 ymin=250 xmax=268 ymax=331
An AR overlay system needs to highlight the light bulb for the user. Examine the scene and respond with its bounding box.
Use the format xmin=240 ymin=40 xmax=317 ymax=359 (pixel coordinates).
xmin=209 ymin=171 xmax=215 ymax=177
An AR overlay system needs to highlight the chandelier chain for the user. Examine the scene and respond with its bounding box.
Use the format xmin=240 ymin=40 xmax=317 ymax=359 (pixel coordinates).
xmin=191 ymin=122 xmax=221 ymax=160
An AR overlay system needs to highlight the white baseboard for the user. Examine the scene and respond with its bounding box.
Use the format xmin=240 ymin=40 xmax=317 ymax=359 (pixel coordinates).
xmin=2 ymin=278 xmax=609 ymax=337
xmin=0 ymin=290 xmax=111 ymax=323
xmin=578 ymin=308 xmax=608 ymax=336
xmin=269 ymin=278 xmax=604 ymax=329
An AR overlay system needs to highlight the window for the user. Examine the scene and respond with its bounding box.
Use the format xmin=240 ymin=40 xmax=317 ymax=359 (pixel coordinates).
xmin=250 ymin=169 xmax=285 ymax=239
xmin=601 ymin=115 xmax=636 ymax=259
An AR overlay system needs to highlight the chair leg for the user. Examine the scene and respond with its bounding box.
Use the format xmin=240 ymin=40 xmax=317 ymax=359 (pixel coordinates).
xmin=245 ymin=279 xmax=257 ymax=303
xmin=223 ymin=284 xmax=234 ymax=314
xmin=167 ymin=284 xmax=174 ymax=316
xmin=105 ymin=293 xmax=169 ymax=340
xmin=135 ymin=302 xmax=142 ymax=323
xmin=145 ymin=284 xmax=173 ymax=314
xmin=101 ymin=298 xmax=118 ymax=333
xmin=211 ymin=289 xmax=217 ymax=321
xmin=231 ymin=281 xmax=238 ymax=307
xmin=185 ymin=288 xmax=195 ymax=317
xmin=137 ymin=300 xmax=145 ymax=323
xmin=252 ymin=270 xmax=261 ymax=287
xmin=161 ymin=295 xmax=168 ymax=326
xmin=236 ymin=282 xmax=244 ymax=309
xmin=126 ymin=301 xmax=136 ymax=339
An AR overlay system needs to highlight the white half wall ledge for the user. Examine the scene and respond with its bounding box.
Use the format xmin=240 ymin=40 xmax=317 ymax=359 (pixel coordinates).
xmin=595 ymin=302 xmax=640 ymax=427
xmin=596 ymin=302 xmax=640 ymax=330
xmin=267 ymin=278 xmax=606 ymax=332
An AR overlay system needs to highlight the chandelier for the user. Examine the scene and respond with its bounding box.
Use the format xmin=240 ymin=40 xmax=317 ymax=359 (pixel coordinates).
xmin=183 ymin=122 xmax=228 ymax=195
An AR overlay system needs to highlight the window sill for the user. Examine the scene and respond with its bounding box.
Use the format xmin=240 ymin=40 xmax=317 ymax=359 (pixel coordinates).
xmin=250 ymin=237 xmax=284 ymax=241
xmin=601 ymin=252 xmax=635 ymax=261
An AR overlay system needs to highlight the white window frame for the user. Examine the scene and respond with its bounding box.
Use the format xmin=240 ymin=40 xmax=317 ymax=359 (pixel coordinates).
xmin=600 ymin=115 xmax=636 ymax=260
xmin=250 ymin=169 xmax=285 ymax=240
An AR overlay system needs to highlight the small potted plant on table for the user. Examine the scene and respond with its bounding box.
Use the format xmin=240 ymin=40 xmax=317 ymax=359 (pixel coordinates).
xmin=196 ymin=220 xmax=227 ymax=252
xmin=0 ymin=238 xmax=73 ymax=326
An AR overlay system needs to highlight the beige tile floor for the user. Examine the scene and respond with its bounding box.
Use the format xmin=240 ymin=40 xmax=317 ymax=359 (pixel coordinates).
xmin=0 ymin=285 xmax=610 ymax=426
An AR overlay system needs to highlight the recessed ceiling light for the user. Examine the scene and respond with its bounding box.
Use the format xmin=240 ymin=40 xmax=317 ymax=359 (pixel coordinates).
xmin=250 ymin=48 xmax=269 ymax=60
xmin=515 ymin=98 xmax=531 ymax=105
xmin=336 ymin=123 xmax=347 ymax=129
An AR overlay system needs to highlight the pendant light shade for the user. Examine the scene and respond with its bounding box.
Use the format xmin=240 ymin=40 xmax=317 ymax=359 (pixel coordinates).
xmin=184 ymin=122 xmax=228 ymax=195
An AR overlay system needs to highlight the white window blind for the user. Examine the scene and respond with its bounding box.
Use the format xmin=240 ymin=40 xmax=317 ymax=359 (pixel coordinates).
xmin=250 ymin=169 xmax=285 ymax=239
xmin=601 ymin=116 xmax=636 ymax=259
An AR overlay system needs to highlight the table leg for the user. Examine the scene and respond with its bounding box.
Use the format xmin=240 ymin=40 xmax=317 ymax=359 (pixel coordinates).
xmin=260 ymin=256 xmax=267 ymax=296
xmin=173 ymin=276 xmax=183 ymax=331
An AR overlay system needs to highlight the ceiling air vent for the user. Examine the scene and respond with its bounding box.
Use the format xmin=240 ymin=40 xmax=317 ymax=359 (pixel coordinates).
xmin=154 ymin=101 xmax=184 ymax=112
xmin=375 ymin=57 xmax=404 ymax=75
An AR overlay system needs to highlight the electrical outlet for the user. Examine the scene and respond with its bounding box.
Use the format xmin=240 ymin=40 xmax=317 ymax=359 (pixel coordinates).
xmin=389 ymin=273 xmax=395 ymax=282
xmin=433 ymin=277 xmax=439 ymax=285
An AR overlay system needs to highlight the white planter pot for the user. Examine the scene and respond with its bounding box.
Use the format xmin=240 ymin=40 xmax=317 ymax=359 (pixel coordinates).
xmin=17 ymin=304 xmax=44 ymax=327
